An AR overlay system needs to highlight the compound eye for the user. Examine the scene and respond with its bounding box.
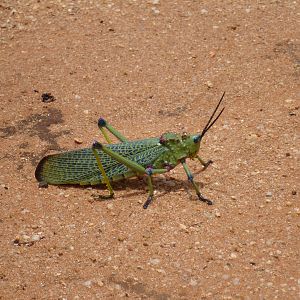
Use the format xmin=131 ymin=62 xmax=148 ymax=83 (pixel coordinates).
xmin=193 ymin=135 xmax=201 ymax=143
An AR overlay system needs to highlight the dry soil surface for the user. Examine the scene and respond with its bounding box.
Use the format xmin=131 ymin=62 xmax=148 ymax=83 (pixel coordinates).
xmin=0 ymin=1 xmax=299 ymax=299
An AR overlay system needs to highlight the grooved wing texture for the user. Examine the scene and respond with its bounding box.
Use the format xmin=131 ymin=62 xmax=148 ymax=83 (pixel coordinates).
xmin=35 ymin=138 xmax=167 ymax=185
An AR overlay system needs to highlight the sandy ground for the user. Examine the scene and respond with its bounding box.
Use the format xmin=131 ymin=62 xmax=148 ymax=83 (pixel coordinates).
xmin=0 ymin=1 xmax=299 ymax=299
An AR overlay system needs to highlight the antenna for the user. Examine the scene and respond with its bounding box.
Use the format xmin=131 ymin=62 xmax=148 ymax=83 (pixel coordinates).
xmin=201 ymin=92 xmax=225 ymax=137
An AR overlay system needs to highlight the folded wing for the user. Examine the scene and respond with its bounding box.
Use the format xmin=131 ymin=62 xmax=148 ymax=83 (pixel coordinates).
xmin=35 ymin=138 xmax=166 ymax=185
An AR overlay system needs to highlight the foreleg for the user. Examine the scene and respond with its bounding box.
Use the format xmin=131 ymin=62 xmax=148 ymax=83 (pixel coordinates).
xmin=196 ymin=155 xmax=213 ymax=170
xmin=181 ymin=159 xmax=213 ymax=205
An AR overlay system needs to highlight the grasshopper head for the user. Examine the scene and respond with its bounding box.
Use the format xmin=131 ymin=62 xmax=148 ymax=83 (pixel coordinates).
xmin=192 ymin=92 xmax=225 ymax=150
xmin=160 ymin=93 xmax=225 ymax=162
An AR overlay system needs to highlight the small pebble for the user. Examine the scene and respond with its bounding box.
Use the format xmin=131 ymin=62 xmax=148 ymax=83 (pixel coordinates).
xmin=179 ymin=223 xmax=188 ymax=231
xmin=107 ymin=203 xmax=114 ymax=210
xmin=151 ymin=7 xmax=160 ymax=14
xmin=190 ymin=279 xmax=198 ymax=286
xmin=215 ymin=210 xmax=221 ymax=217
xmin=118 ymin=236 xmax=126 ymax=242
xmin=248 ymin=133 xmax=258 ymax=139
xmin=97 ymin=280 xmax=104 ymax=287
xmin=22 ymin=234 xmax=30 ymax=241
xmin=83 ymin=280 xmax=92 ymax=288
xmin=266 ymin=191 xmax=272 ymax=197
xmin=149 ymin=258 xmax=160 ymax=265
xmin=31 ymin=234 xmax=41 ymax=242
xmin=209 ymin=51 xmax=216 ymax=58
xmin=13 ymin=236 xmax=20 ymax=244
xmin=74 ymin=138 xmax=83 ymax=144
xmin=74 ymin=95 xmax=81 ymax=100
xmin=285 ymin=99 xmax=294 ymax=103
xmin=205 ymin=81 xmax=213 ymax=88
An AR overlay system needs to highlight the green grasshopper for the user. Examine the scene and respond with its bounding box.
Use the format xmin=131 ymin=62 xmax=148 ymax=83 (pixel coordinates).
xmin=35 ymin=93 xmax=225 ymax=208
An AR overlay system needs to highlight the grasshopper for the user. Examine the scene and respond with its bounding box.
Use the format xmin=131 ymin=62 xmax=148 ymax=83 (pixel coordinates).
xmin=35 ymin=93 xmax=225 ymax=208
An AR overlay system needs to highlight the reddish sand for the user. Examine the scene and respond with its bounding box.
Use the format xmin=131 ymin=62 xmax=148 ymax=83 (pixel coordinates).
xmin=0 ymin=1 xmax=299 ymax=299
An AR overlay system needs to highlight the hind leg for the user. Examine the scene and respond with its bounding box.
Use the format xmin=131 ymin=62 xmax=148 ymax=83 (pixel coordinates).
xmin=97 ymin=118 xmax=128 ymax=143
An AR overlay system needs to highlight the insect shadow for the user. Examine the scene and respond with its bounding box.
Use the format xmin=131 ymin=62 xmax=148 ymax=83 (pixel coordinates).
xmin=109 ymin=275 xmax=170 ymax=300
xmin=55 ymin=175 xmax=206 ymax=202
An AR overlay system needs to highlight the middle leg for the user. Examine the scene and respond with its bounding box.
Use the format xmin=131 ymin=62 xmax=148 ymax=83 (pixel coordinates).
xmin=92 ymin=142 xmax=114 ymax=198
